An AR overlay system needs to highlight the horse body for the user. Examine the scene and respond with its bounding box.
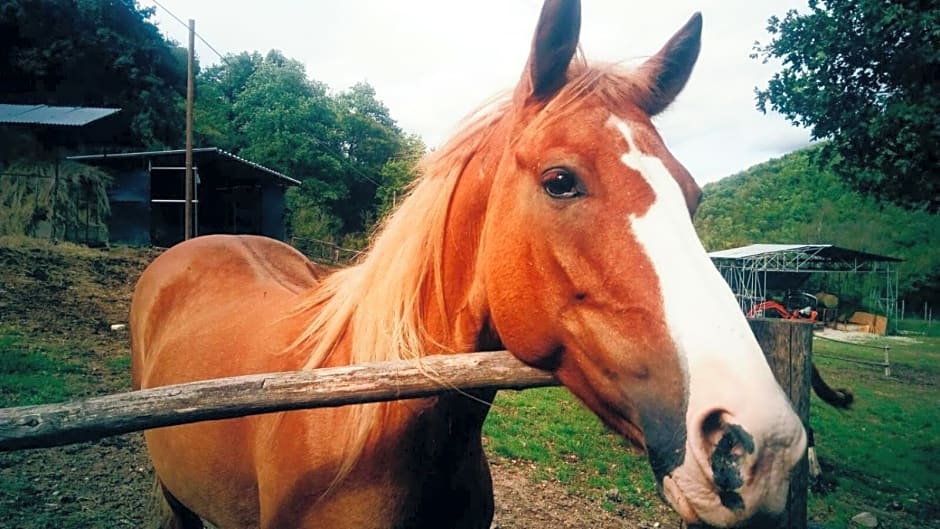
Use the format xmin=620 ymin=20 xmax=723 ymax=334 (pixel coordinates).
xmin=132 ymin=2 xmax=807 ymax=527
xmin=132 ymin=235 xmax=495 ymax=528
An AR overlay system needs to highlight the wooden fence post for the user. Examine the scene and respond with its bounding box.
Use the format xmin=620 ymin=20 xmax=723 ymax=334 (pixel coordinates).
xmin=749 ymin=318 xmax=812 ymax=529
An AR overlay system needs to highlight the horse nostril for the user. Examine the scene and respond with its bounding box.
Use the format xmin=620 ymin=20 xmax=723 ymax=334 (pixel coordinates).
xmin=700 ymin=409 xmax=727 ymax=449
xmin=699 ymin=409 xmax=756 ymax=512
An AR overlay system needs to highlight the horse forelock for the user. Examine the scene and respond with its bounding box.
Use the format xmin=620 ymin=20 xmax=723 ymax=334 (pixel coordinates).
xmin=515 ymin=58 xmax=660 ymax=137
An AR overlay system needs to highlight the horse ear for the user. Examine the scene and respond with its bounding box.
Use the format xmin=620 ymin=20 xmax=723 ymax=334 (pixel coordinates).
xmin=517 ymin=0 xmax=581 ymax=102
xmin=636 ymin=12 xmax=702 ymax=116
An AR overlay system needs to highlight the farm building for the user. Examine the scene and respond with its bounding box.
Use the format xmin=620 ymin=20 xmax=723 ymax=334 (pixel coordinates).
xmin=709 ymin=243 xmax=901 ymax=332
xmin=0 ymin=103 xmax=126 ymax=242
xmin=69 ymin=148 xmax=299 ymax=247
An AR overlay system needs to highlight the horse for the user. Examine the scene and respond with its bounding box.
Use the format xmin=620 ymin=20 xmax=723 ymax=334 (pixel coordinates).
xmin=130 ymin=1 xmax=806 ymax=528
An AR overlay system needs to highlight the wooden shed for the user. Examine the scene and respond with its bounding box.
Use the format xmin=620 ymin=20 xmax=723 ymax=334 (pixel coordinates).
xmin=69 ymin=148 xmax=299 ymax=247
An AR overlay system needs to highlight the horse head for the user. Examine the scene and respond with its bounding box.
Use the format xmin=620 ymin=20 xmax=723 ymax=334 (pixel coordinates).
xmin=457 ymin=1 xmax=807 ymax=526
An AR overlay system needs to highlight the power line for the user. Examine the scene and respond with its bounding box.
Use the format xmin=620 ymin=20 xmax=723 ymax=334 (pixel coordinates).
xmin=148 ymin=0 xmax=187 ymax=33
xmin=149 ymin=0 xmax=227 ymax=63
xmin=307 ymin=136 xmax=383 ymax=188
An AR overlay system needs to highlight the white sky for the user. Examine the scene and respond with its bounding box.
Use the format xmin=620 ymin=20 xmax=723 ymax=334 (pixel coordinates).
xmin=143 ymin=0 xmax=812 ymax=185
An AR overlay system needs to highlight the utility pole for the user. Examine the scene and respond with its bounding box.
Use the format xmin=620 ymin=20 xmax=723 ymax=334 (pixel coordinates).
xmin=184 ymin=19 xmax=195 ymax=240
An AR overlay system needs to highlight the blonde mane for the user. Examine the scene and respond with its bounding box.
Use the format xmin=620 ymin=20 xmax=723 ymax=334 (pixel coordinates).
xmin=288 ymin=102 xmax=510 ymax=372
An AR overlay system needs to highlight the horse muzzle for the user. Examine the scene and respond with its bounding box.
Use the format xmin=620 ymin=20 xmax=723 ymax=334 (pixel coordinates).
xmin=657 ymin=403 xmax=807 ymax=528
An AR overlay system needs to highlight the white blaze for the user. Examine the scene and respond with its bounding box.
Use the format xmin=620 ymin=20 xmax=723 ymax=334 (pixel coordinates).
xmin=609 ymin=115 xmax=806 ymax=526
xmin=609 ymin=115 xmax=761 ymax=374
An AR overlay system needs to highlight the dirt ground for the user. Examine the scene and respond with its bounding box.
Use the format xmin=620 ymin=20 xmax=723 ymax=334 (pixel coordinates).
xmin=0 ymin=241 xmax=670 ymax=529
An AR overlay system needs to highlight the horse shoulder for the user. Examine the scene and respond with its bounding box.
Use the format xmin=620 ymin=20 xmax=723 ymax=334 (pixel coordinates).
xmin=131 ymin=234 xmax=325 ymax=387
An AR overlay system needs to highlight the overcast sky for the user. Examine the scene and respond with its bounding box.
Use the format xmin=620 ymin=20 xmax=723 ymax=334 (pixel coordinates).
xmin=142 ymin=0 xmax=813 ymax=185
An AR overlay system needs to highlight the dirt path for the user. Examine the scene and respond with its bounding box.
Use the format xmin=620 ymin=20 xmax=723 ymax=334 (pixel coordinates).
xmin=0 ymin=240 xmax=670 ymax=528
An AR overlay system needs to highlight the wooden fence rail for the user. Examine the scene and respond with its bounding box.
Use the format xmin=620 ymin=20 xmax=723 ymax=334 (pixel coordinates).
xmin=0 ymin=351 xmax=557 ymax=452
xmin=0 ymin=319 xmax=810 ymax=528
xmin=813 ymin=333 xmax=891 ymax=376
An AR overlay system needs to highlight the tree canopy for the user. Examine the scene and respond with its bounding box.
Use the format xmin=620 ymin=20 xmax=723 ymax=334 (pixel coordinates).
xmin=753 ymin=0 xmax=940 ymax=212
xmin=194 ymin=51 xmax=424 ymax=239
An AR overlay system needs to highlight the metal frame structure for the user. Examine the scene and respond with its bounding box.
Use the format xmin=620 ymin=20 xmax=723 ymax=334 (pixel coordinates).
xmin=68 ymin=148 xmax=299 ymax=246
xmin=709 ymin=244 xmax=901 ymax=331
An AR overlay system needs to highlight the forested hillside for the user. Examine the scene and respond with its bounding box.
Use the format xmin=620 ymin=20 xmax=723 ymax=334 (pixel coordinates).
xmin=694 ymin=147 xmax=940 ymax=307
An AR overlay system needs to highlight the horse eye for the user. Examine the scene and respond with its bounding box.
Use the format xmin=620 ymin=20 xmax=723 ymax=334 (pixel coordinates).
xmin=541 ymin=168 xmax=582 ymax=199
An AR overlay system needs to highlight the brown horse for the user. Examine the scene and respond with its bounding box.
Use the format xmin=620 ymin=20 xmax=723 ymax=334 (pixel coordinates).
xmin=131 ymin=1 xmax=806 ymax=528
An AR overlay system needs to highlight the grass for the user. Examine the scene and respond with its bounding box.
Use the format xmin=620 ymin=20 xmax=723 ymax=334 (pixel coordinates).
xmin=0 ymin=327 xmax=92 ymax=407
xmin=484 ymin=387 xmax=662 ymax=516
xmin=897 ymin=317 xmax=940 ymax=338
xmin=1 ymin=317 xmax=937 ymax=528
xmin=808 ymin=328 xmax=940 ymax=528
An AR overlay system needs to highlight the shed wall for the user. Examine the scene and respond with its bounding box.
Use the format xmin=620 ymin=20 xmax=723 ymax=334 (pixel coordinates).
xmin=107 ymin=169 xmax=150 ymax=246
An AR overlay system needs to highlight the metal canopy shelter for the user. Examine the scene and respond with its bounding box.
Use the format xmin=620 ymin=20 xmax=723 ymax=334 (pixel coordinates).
xmin=0 ymin=103 xmax=123 ymax=162
xmin=709 ymin=244 xmax=901 ymax=329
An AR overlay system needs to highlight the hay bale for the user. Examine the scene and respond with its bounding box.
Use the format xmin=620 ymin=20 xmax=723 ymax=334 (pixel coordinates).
xmin=815 ymin=292 xmax=840 ymax=309
xmin=845 ymin=312 xmax=888 ymax=335
xmin=848 ymin=311 xmax=877 ymax=327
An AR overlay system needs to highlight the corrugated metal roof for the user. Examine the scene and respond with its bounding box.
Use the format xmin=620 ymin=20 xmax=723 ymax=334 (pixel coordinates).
xmin=69 ymin=147 xmax=299 ymax=186
xmin=0 ymin=104 xmax=120 ymax=126
xmin=709 ymin=244 xmax=810 ymax=259
xmin=708 ymin=243 xmax=900 ymax=263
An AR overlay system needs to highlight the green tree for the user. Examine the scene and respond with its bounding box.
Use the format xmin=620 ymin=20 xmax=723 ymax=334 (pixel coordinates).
xmin=753 ymin=0 xmax=940 ymax=212
xmin=332 ymin=82 xmax=416 ymax=232
xmin=374 ymin=133 xmax=426 ymax=220
xmin=194 ymin=52 xmax=263 ymax=151
xmin=195 ymin=54 xmax=423 ymax=238
xmin=229 ymin=51 xmax=348 ymax=237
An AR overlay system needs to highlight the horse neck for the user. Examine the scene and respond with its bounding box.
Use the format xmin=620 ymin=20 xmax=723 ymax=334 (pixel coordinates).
xmin=422 ymin=136 xmax=505 ymax=355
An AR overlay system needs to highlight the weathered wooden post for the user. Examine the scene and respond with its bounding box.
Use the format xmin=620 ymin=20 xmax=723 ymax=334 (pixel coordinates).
xmin=749 ymin=318 xmax=812 ymax=529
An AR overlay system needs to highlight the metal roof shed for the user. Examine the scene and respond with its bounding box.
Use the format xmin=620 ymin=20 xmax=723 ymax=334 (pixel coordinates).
xmin=0 ymin=104 xmax=120 ymax=126
xmin=0 ymin=103 xmax=123 ymax=165
xmin=69 ymin=148 xmax=299 ymax=247
xmin=708 ymin=244 xmax=901 ymax=329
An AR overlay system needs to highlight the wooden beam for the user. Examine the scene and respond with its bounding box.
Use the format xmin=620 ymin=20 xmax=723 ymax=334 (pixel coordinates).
xmin=0 ymin=351 xmax=558 ymax=452
xmin=184 ymin=18 xmax=195 ymax=240
xmin=750 ymin=318 xmax=812 ymax=529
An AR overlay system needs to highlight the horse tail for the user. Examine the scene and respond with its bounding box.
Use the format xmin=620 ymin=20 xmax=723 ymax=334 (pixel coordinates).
xmin=811 ymin=362 xmax=854 ymax=408
xmin=148 ymin=477 xmax=203 ymax=529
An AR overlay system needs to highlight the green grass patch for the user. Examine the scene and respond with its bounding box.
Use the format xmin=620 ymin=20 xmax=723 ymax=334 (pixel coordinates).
xmin=808 ymin=334 xmax=940 ymax=528
xmin=104 ymin=353 xmax=131 ymax=373
xmin=897 ymin=317 xmax=940 ymax=338
xmin=484 ymin=387 xmax=660 ymax=515
xmin=0 ymin=327 xmax=92 ymax=407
